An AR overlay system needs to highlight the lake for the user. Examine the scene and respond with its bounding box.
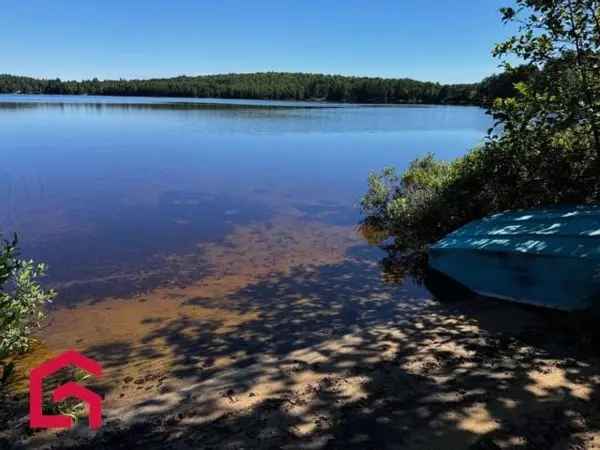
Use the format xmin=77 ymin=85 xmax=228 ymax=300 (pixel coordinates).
xmin=2 ymin=95 xmax=509 ymax=446
xmin=1 ymin=95 xmax=490 ymax=307
xmin=2 ymin=95 xmax=490 ymax=376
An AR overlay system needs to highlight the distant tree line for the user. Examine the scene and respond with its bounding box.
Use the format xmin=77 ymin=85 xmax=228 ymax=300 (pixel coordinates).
xmin=0 ymin=69 xmax=533 ymax=105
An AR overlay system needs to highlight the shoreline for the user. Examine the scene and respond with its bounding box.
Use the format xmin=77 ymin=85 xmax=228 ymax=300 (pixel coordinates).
xmin=3 ymin=216 xmax=600 ymax=449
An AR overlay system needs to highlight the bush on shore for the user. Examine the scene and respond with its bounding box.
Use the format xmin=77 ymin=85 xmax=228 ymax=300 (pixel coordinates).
xmin=0 ymin=236 xmax=55 ymax=384
xmin=361 ymin=0 xmax=600 ymax=251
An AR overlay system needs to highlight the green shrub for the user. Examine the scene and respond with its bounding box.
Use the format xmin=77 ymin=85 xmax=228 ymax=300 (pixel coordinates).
xmin=362 ymin=156 xmax=453 ymax=249
xmin=361 ymin=126 xmax=597 ymax=252
xmin=0 ymin=235 xmax=55 ymax=384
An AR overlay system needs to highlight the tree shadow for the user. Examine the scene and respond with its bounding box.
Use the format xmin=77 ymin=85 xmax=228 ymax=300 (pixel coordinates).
xmin=15 ymin=245 xmax=600 ymax=449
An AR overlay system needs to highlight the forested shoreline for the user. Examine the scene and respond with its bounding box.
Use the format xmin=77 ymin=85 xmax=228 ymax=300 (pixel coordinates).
xmin=0 ymin=69 xmax=531 ymax=105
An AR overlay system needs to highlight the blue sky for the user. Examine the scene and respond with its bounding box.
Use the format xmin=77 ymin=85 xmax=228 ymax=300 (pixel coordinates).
xmin=1 ymin=0 xmax=516 ymax=83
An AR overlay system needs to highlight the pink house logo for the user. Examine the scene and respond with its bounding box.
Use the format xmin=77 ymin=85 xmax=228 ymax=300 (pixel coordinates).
xmin=29 ymin=350 xmax=103 ymax=430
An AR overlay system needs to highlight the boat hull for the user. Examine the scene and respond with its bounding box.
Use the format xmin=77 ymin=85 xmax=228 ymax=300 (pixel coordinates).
xmin=429 ymin=248 xmax=600 ymax=311
xmin=428 ymin=206 xmax=600 ymax=311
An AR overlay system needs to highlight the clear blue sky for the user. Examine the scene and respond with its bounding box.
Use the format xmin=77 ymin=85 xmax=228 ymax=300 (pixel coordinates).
xmin=0 ymin=0 xmax=517 ymax=84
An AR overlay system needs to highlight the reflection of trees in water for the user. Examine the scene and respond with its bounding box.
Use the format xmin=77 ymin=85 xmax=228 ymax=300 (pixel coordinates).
xmin=358 ymin=223 xmax=429 ymax=286
xmin=379 ymin=251 xmax=428 ymax=286
xmin=0 ymin=101 xmax=335 ymax=113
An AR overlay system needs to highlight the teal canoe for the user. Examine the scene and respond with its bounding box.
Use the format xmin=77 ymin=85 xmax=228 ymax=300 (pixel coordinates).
xmin=428 ymin=205 xmax=600 ymax=311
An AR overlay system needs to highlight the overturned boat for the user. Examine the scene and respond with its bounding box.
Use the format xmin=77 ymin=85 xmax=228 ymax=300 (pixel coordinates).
xmin=428 ymin=205 xmax=600 ymax=311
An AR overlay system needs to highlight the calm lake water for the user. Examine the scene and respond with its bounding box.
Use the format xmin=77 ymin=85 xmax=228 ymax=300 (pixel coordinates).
xmin=0 ymin=95 xmax=491 ymax=306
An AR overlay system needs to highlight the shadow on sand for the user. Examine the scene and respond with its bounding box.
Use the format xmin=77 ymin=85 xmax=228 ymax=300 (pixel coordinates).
xmin=14 ymin=246 xmax=600 ymax=449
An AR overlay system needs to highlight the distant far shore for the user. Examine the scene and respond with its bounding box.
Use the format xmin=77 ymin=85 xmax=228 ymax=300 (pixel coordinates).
xmin=0 ymin=69 xmax=532 ymax=107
